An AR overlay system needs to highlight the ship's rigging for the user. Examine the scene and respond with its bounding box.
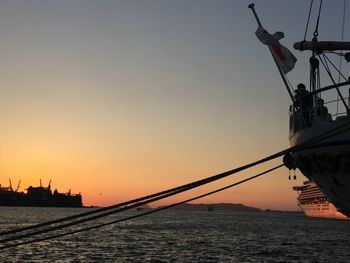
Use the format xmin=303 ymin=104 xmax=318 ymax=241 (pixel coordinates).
xmin=250 ymin=0 xmax=350 ymax=220
xmin=295 ymin=0 xmax=350 ymax=117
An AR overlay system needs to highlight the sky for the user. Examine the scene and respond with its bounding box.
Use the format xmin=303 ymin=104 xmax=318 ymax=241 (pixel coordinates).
xmin=0 ymin=0 xmax=349 ymax=210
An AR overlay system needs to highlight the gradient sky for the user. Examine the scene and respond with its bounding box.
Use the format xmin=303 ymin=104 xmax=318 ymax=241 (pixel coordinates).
xmin=0 ymin=0 xmax=349 ymax=210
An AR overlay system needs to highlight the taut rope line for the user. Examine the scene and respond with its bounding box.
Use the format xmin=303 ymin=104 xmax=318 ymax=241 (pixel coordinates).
xmin=0 ymin=164 xmax=283 ymax=250
xmin=0 ymin=119 xmax=349 ymax=247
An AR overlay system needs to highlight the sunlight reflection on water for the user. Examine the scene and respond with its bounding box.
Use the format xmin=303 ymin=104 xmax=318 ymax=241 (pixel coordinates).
xmin=0 ymin=207 xmax=350 ymax=262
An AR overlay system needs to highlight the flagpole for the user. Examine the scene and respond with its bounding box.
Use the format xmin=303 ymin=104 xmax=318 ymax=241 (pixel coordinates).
xmin=249 ymin=3 xmax=295 ymax=102
xmin=248 ymin=3 xmax=262 ymax=27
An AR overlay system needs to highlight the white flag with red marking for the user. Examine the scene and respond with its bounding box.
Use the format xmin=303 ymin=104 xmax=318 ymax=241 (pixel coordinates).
xmin=255 ymin=26 xmax=297 ymax=74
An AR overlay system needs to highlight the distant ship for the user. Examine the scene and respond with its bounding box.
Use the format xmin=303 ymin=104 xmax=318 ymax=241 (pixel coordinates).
xmin=293 ymin=181 xmax=348 ymax=220
xmin=0 ymin=180 xmax=82 ymax=207
xmin=207 ymin=204 xmax=214 ymax=212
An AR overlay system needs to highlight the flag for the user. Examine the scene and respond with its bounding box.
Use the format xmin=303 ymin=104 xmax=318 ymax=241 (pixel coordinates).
xmin=255 ymin=26 xmax=297 ymax=74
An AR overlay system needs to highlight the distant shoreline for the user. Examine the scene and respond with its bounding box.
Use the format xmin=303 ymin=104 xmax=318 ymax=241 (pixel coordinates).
xmin=156 ymin=203 xmax=261 ymax=212
xmin=0 ymin=204 xmax=302 ymax=213
xmin=81 ymin=203 xmax=302 ymax=213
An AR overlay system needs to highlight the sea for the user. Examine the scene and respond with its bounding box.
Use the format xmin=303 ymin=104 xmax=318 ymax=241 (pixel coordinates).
xmin=0 ymin=207 xmax=349 ymax=262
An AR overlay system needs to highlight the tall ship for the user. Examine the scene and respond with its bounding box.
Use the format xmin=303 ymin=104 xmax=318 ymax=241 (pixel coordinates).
xmin=249 ymin=3 xmax=350 ymax=219
xmin=0 ymin=180 xmax=82 ymax=207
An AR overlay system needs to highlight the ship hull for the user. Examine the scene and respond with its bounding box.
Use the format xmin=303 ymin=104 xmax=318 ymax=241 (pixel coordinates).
xmin=290 ymin=117 xmax=350 ymax=217
xmin=294 ymin=180 xmax=349 ymax=220
xmin=299 ymin=202 xmax=348 ymax=220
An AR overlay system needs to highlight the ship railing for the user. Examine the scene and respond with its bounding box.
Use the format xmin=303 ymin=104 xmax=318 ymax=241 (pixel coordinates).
xmin=289 ymin=82 xmax=350 ymax=134
xmin=324 ymin=96 xmax=350 ymax=118
xmin=289 ymin=107 xmax=309 ymax=133
xmin=289 ymin=106 xmax=331 ymax=133
xmin=289 ymin=95 xmax=350 ymax=134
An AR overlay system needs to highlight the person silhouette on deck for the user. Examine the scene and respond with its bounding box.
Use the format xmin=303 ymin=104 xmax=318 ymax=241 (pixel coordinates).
xmin=316 ymin=98 xmax=330 ymax=121
xmin=294 ymin=83 xmax=313 ymax=127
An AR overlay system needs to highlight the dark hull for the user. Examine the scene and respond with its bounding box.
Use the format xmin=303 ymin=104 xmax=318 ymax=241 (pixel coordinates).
xmin=0 ymin=199 xmax=82 ymax=207
xmin=289 ymin=117 xmax=350 ymax=217
xmin=0 ymin=195 xmax=82 ymax=207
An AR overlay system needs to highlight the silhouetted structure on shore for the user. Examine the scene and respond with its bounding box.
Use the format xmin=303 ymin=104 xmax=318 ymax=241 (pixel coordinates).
xmin=0 ymin=180 xmax=82 ymax=207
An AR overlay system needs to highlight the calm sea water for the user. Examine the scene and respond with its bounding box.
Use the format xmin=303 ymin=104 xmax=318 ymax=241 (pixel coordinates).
xmin=0 ymin=207 xmax=349 ymax=262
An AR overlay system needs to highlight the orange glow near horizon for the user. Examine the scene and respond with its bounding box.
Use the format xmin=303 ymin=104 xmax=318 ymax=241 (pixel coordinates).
xmin=0 ymin=1 xmax=316 ymax=212
xmin=0 ymin=135 xmax=301 ymax=211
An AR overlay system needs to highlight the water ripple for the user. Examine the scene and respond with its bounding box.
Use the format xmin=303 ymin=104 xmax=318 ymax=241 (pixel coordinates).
xmin=0 ymin=208 xmax=349 ymax=262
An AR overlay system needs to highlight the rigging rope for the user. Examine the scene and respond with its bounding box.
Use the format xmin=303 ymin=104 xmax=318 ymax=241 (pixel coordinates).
xmin=322 ymin=54 xmax=348 ymax=82
xmin=1 ymin=119 xmax=349 ymax=248
xmin=337 ymin=0 xmax=347 ymax=114
xmin=0 ymin=164 xmax=283 ymax=250
xmin=304 ymin=0 xmax=314 ymax=41
xmin=313 ymin=0 xmax=323 ymax=38
xmin=0 ymin=140 xmax=309 ymax=238
xmin=0 ymin=185 xmax=185 ymax=237
xmin=318 ymin=54 xmax=349 ymax=111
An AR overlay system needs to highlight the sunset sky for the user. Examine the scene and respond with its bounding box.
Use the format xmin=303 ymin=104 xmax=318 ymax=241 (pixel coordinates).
xmin=0 ymin=1 xmax=349 ymax=210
